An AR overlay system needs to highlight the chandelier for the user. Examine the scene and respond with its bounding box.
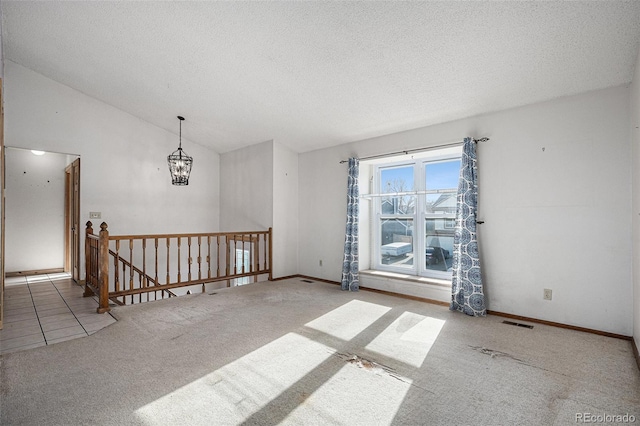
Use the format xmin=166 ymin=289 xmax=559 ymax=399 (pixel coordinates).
xmin=167 ymin=116 xmax=193 ymax=186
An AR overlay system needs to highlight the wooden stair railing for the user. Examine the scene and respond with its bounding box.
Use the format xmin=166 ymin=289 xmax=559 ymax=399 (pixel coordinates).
xmin=109 ymin=249 xmax=177 ymax=304
xmin=84 ymin=222 xmax=272 ymax=313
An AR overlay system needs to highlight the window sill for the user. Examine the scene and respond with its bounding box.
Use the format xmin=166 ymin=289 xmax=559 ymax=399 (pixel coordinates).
xmin=360 ymin=270 xmax=451 ymax=288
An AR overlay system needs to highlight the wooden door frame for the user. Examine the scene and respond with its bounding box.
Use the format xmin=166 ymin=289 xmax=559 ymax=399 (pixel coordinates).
xmin=64 ymin=158 xmax=80 ymax=282
xmin=65 ymin=169 xmax=71 ymax=273
xmin=1 ymin=79 xmax=5 ymax=330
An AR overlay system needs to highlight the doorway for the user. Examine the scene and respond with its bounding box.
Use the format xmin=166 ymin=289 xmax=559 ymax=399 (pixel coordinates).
xmin=4 ymin=148 xmax=80 ymax=280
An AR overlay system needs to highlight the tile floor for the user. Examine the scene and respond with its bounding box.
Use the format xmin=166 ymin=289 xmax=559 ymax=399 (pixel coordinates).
xmin=1 ymin=273 xmax=117 ymax=355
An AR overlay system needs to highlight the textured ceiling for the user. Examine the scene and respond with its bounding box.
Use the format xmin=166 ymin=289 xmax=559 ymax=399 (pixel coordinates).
xmin=3 ymin=1 xmax=640 ymax=154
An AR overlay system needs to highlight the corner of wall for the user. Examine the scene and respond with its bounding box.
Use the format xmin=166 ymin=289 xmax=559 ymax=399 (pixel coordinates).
xmin=631 ymin=44 xmax=640 ymax=354
xmin=272 ymin=141 xmax=299 ymax=278
xmin=219 ymin=140 xmax=274 ymax=231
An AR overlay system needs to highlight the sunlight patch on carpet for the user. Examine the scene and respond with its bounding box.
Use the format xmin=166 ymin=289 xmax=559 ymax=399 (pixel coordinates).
xmin=304 ymin=299 xmax=391 ymax=340
xmin=365 ymin=312 xmax=445 ymax=367
xmin=282 ymin=362 xmax=413 ymax=425
xmin=134 ymin=333 xmax=333 ymax=425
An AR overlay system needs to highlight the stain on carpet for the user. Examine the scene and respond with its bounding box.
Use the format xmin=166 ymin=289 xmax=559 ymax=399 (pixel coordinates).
xmin=469 ymin=345 xmax=526 ymax=363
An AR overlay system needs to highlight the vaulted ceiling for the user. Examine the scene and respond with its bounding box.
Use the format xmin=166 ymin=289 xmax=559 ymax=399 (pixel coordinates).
xmin=3 ymin=1 xmax=640 ymax=154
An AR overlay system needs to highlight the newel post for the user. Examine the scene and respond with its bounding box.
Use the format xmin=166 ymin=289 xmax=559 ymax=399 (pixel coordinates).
xmin=97 ymin=222 xmax=111 ymax=314
xmin=83 ymin=221 xmax=95 ymax=297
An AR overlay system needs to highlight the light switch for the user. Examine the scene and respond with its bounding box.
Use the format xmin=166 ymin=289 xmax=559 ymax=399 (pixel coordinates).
xmin=89 ymin=212 xmax=101 ymax=219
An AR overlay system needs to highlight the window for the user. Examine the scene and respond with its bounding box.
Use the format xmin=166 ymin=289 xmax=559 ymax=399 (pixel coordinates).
xmin=374 ymin=152 xmax=461 ymax=279
xmin=234 ymin=249 xmax=252 ymax=286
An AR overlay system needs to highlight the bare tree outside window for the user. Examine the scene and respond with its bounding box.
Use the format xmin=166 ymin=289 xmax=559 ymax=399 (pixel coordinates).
xmin=383 ymin=178 xmax=415 ymax=214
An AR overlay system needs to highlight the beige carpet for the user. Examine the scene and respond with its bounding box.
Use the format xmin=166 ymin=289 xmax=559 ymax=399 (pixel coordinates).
xmin=1 ymin=278 xmax=638 ymax=425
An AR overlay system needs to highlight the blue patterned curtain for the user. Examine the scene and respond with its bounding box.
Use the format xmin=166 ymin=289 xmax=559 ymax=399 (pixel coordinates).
xmin=341 ymin=158 xmax=359 ymax=291
xmin=450 ymin=138 xmax=486 ymax=316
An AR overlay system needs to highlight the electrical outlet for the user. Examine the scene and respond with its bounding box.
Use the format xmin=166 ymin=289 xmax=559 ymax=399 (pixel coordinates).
xmin=319 ymin=260 xmax=323 ymax=267
xmin=89 ymin=212 xmax=101 ymax=219
xmin=543 ymin=289 xmax=552 ymax=301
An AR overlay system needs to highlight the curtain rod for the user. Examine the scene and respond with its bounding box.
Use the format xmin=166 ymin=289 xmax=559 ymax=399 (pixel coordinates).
xmin=339 ymin=137 xmax=489 ymax=164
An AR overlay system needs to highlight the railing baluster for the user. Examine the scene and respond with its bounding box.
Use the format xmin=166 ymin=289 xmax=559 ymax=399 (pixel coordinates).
xmin=225 ymin=235 xmax=231 ymax=287
xmin=236 ymin=234 xmax=239 ymax=277
xmin=197 ymin=236 xmax=202 ymax=281
xmin=207 ymin=235 xmax=212 ymax=279
xmin=142 ymin=239 xmax=147 ymax=289
xmin=177 ymin=237 xmax=182 ymax=283
xmin=216 ymin=236 xmax=220 ymax=278
xmin=166 ymin=237 xmax=170 ymax=284
xmin=242 ymin=236 xmax=246 ymax=275
xmin=233 ymin=235 xmax=238 ymax=276
xmin=251 ymin=233 xmax=256 ymax=283
xmin=142 ymin=239 xmax=147 ymax=303
xmin=209 ymin=236 xmax=212 ymax=279
xmin=188 ymin=237 xmax=192 ymax=282
xmin=256 ymin=233 xmax=261 ymax=274
xmin=154 ymin=238 xmax=159 ymax=286
xmin=114 ymin=240 xmax=120 ymax=293
xmin=129 ymin=239 xmax=134 ymax=305
xmin=121 ymin=251 xmax=126 ymax=298
xmin=197 ymin=236 xmax=203 ymax=292
xmin=263 ymin=232 xmax=267 ymax=271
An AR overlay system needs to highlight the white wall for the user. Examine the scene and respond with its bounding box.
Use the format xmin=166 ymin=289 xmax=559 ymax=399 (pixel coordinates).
xmin=4 ymin=61 xmax=221 ymax=277
xmin=273 ymin=141 xmax=299 ymax=277
xmin=299 ymin=85 xmax=633 ymax=336
xmin=0 ymin=7 xmax=3 ymax=79
xmin=220 ymin=140 xmax=274 ymax=231
xmin=631 ymin=45 xmax=640 ymax=349
xmin=4 ymin=148 xmax=70 ymax=272
xmin=220 ymin=140 xmax=299 ymax=278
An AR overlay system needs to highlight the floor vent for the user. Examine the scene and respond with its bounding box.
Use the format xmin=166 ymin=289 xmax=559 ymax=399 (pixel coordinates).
xmin=502 ymin=320 xmax=533 ymax=329
xmin=208 ymin=292 xmax=218 ymax=296
xmin=301 ymin=279 xmax=314 ymax=283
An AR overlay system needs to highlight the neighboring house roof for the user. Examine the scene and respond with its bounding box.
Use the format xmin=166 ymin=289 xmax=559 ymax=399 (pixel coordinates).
xmin=431 ymin=193 xmax=456 ymax=212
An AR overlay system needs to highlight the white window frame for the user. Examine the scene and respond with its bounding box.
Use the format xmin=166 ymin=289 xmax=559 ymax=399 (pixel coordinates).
xmin=372 ymin=151 xmax=461 ymax=279
xmin=233 ymin=248 xmax=252 ymax=286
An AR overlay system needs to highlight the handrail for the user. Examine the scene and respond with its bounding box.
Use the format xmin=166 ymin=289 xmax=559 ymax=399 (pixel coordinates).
xmin=108 ymin=230 xmax=270 ymax=240
xmin=84 ymin=221 xmax=272 ymax=313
